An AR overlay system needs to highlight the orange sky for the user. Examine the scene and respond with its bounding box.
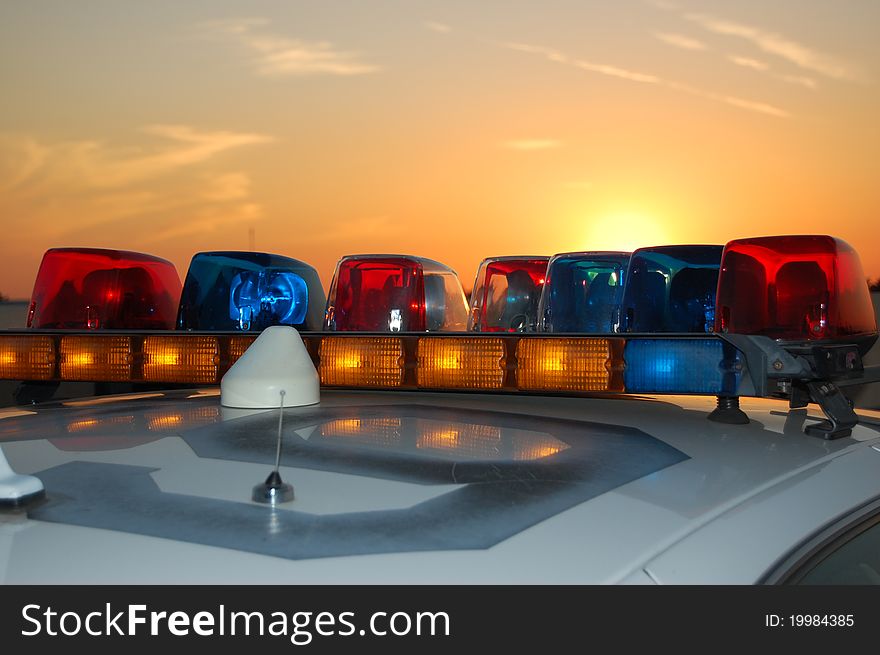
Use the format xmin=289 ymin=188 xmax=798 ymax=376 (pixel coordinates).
xmin=1 ymin=0 xmax=878 ymax=299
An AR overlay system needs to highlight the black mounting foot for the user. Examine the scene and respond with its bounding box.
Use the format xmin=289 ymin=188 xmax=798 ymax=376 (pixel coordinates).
xmin=707 ymin=395 xmax=750 ymax=425
xmin=803 ymin=381 xmax=858 ymax=439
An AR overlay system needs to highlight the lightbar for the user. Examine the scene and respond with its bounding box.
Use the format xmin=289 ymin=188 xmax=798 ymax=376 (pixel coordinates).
xmin=0 ymin=330 xmax=733 ymax=395
xmin=4 ymin=330 xmax=876 ymax=438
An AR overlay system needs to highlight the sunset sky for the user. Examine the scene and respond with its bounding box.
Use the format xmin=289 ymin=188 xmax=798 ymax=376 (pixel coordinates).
xmin=1 ymin=0 xmax=878 ymax=299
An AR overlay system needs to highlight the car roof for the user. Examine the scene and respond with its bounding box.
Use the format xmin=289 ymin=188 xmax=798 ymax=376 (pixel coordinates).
xmin=3 ymin=388 xmax=879 ymax=584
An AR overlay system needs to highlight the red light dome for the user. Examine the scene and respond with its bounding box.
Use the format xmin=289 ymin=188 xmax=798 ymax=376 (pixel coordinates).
xmin=27 ymin=248 xmax=182 ymax=330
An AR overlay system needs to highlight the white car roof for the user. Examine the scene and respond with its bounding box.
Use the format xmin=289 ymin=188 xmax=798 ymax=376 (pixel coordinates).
xmin=3 ymin=389 xmax=879 ymax=584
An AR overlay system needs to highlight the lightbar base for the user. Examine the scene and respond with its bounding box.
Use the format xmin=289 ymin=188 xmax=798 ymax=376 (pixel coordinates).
xmin=801 ymin=381 xmax=858 ymax=440
xmin=707 ymin=396 xmax=750 ymax=425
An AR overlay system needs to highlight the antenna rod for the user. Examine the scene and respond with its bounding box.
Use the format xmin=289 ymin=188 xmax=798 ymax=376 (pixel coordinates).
xmin=252 ymin=388 xmax=294 ymax=504
xmin=273 ymin=389 xmax=286 ymax=473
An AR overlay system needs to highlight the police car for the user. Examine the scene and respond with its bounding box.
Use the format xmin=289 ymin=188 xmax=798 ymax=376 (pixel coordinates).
xmin=1 ymin=236 xmax=879 ymax=585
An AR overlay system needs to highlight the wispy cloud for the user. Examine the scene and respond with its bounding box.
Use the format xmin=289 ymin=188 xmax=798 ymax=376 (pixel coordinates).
xmin=424 ymin=21 xmax=451 ymax=34
xmin=502 ymin=139 xmax=562 ymax=151
xmin=0 ymin=126 xmax=271 ymax=241
xmin=504 ymin=42 xmax=568 ymax=64
xmin=573 ymin=60 xmax=660 ymax=84
xmin=666 ymin=82 xmax=791 ymax=118
xmin=654 ymin=32 xmax=707 ymax=51
xmin=203 ymin=17 xmax=380 ymax=77
xmin=728 ymin=55 xmax=768 ymax=71
xmin=646 ymin=0 xmax=681 ymax=10
xmin=201 ymin=172 xmax=252 ymax=202
xmin=726 ymin=54 xmax=817 ymax=90
xmin=505 ymin=41 xmax=789 ymax=118
xmin=4 ymin=125 xmax=271 ymax=192
xmin=504 ymin=42 xmax=657 ymax=83
xmin=717 ymin=95 xmax=790 ymax=118
xmin=0 ymin=135 xmax=47 ymax=193
xmin=143 ymin=203 xmax=264 ymax=244
xmin=780 ymin=74 xmax=817 ymax=90
xmin=683 ymin=12 xmax=864 ymax=82
xmin=95 ymin=125 xmax=271 ymax=188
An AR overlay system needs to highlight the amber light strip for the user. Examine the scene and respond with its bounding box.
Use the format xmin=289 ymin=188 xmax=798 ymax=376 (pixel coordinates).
xmin=143 ymin=335 xmax=219 ymax=383
xmin=59 ymin=335 xmax=132 ymax=382
xmin=417 ymin=337 xmax=505 ymax=389
xmin=516 ymin=337 xmax=624 ymax=392
xmin=0 ymin=335 xmax=54 ymax=381
xmin=318 ymin=336 xmax=404 ymax=388
xmin=228 ymin=335 xmax=257 ymax=366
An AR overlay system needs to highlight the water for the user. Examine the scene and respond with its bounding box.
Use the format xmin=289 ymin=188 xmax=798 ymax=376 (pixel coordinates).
xmin=0 ymin=302 xmax=28 ymax=329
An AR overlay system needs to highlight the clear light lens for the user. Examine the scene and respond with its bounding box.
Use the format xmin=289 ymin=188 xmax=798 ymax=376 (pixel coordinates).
xmin=621 ymin=245 xmax=722 ymax=333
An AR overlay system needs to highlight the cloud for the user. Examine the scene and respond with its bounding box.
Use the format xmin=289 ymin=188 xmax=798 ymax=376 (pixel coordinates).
xmin=504 ymin=42 xmax=568 ymax=64
xmin=728 ymin=55 xmax=769 ymax=71
xmin=653 ymin=32 xmax=707 ymax=51
xmin=5 ymin=125 xmax=271 ymax=193
xmin=502 ymin=139 xmax=562 ymax=151
xmin=424 ymin=21 xmax=451 ymax=34
xmin=0 ymin=135 xmax=48 ymax=193
xmin=0 ymin=126 xmax=272 ymax=241
xmin=100 ymin=125 xmax=271 ymax=188
xmin=573 ymin=60 xmax=660 ymax=84
xmin=505 ymin=41 xmax=788 ymax=118
xmin=201 ymin=172 xmax=252 ymax=202
xmin=684 ymin=12 xmax=864 ymax=82
xmin=666 ymin=82 xmax=791 ymax=118
xmin=203 ymin=17 xmax=380 ymax=77
xmin=143 ymin=203 xmax=264 ymax=244
xmin=646 ymin=0 xmax=681 ymax=10
xmin=780 ymin=74 xmax=817 ymax=89
xmin=717 ymin=95 xmax=790 ymax=118
xmin=505 ymin=42 xmax=657 ymax=83
xmin=727 ymin=55 xmax=818 ymax=90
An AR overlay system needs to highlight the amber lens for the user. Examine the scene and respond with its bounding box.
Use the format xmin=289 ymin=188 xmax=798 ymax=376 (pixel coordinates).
xmin=0 ymin=335 xmax=55 ymax=380
xmin=143 ymin=336 xmax=219 ymax=383
xmin=319 ymin=337 xmax=404 ymax=387
xmin=417 ymin=337 xmax=505 ymax=389
xmin=517 ymin=337 xmax=620 ymax=392
xmin=60 ymin=336 xmax=131 ymax=381
xmin=229 ymin=335 xmax=256 ymax=365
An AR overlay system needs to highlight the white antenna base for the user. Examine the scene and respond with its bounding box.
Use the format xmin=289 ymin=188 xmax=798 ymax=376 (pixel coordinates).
xmin=221 ymin=326 xmax=320 ymax=409
xmin=1 ymin=449 xmax=45 ymax=508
